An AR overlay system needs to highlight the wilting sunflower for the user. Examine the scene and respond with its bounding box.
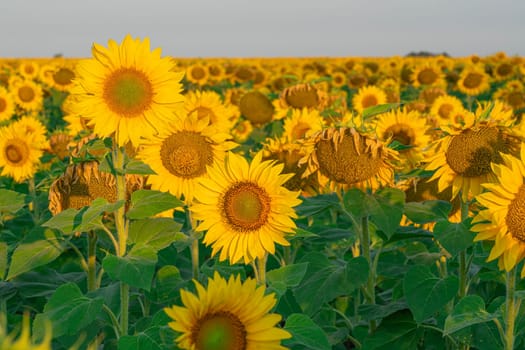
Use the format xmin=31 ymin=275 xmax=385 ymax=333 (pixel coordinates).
xmin=456 ymin=66 xmax=490 ymax=96
xmin=164 ymin=272 xmax=291 ymax=350
xmin=472 ymin=144 xmax=525 ymax=277
xmin=273 ymin=83 xmax=327 ymax=120
xmin=11 ymin=79 xmax=44 ymax=112
xmin=0 ymin=312 xmax=52 ymax=350
xmin=185 ymin=90 xmax=237 ymax=132
xmin=71 ymin=34 xmax=185 ymax=147
xmin=191 ymin=151 xmax=301 ymax=264
xmin=0 ymin=86 xmax=15 ymax=122
xmin=299 ymin=127 xmax=398 ymax=191
xmin=374 ymin=108 xmax=431 ymax=166
xmin=425 ymin=119 xmax=521 ymax=201
xmin=410 ymin=62 xmax=445 ymax=88
xmin=351 ymin=85 xmax=387 ymax=115
xmin=138 ymin=112 xmax=236 ymax=203
xmin=239 ymin=91 xmax=274 ymax=125
xmin=0 ymin=124 xmax=43 ymax=182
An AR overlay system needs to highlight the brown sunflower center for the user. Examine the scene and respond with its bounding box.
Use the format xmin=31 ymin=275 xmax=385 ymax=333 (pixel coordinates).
xmin=316 ymin=130 xmax=384 ymax=185
xmin=497 ymin=63 xmax=513 ymax=77
xmin=192 ymin=311 xmax=247 ymax=350
xmin=462 ymin=73 xmax=484 ymax=89
xmin=4 ymin=140 xmax=29 ymax=165
xmin=103 ymin=68 xmax=153 ymax=117
xmin=506 ymin=185 xmax=525 ymax=242
xmin=235 ymin=66 xmax=254 ymax=82
xmin=417 ymin=68 xmax=438 ymax=85
xmin=285 ymin=88 xmax=319 ymax=109
xmin=239 ymin=92 xmax=274 ymax=124
xmin=209 ymin=65 xmax=222 ymax=77
xmin=53 ymin=67 xmax=75 ymax=86
xmin=0 ymin=97 xmax=6 ymax=113
xmin=445 ymin=127 xmax=506 ymax=177
xmin=384 ymin=124 xmax=415 ymax=148
xmin=349 ymin=74 xmax=367 ymax=88
xmin=222 ymin=181 xmax=271 ymax=232
xmin=291 ymin=122 xmax=311 ymax=140
xmin=190 ymin=66 xmax=206 ymax=80
xmin=18 ymin=86 xmax=35 ymax=102
xmin=24 ymin=65 xmax=35 ymax=75
xmin=361 ymin=94 xmax=378 ymax=109
xmin=507 ymin=91 xmax=524 ymax=109
xmin=438 ymin=103 xmax=454 ymax=119
xmin=160 ymin=131 xmax=213 ymax=179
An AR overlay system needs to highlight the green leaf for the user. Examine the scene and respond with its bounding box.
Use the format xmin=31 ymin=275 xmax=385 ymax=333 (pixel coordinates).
xmin=0 ymin=242 xmax=6 ymax=280
xmin=444 ymin=295 xmax=495 ymax=335
xmin=124 ymin=159 xmax=157 ymax=175
xmin=433 ymin=219 xmax=475 ymax=257
xmin=343 ymin=188 xmax=373 ymax=219
xmin=0 ymin=189 xmax=27 ymax=215
xmin=295 ymin=253 xmax=368 ymax=315
xmin=369 ymin=187 xmax=405 ymax=239
xmin=267 ymin=263 xmax=308 ymax=296
xmin=283 ymin=313 xmax=331 ymax=350
xmin=296 ymin=193 xmax=339 ymax=217
xmin=358 ymin=300 xmax=408 ymax=321
xmin=403 ymin=200 xmax=452 ymax=224
xmin=41 ymin=208 xmax=80 ymax=234
xmin=362 ymin=103 xmax=400 ymax=120
xmin=126 ymin=190 xmax=184 ymax=219
xmin=290 ymin=227 xmax=319 ymax=240
xmin=147 ymin=265 xmax=187 ymax=304
xmin=6 ymin=228 xmax=65 ymax=280
xmin=118 ymin=333 xmax=161 ymax=350
xmin=33 ymin=283 xmax=104 ymax=339
xmin=403 ymin=265 xmax=458 ymax=323
xmin=128 ymin=218 xmax=183 ymax=251
xmin=362 ymin=311 xmax=421 ymax=350
xmin=102 ymin=245 xmax=158 ymax=290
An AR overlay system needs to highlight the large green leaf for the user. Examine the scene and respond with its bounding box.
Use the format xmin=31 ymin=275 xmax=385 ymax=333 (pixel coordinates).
xmin=358 ymin=300 xmax=408 ymax=321
xmin=146 ymin=265 xmax=187 ymax=304
xmin=0 ymin=242 xmax=6 ymax=280
xmin=128 ymin=218 xmax=183 ymax=251
xmin=403 ymin=265 xmax=458 ymax=323
xmin=283 ymin=313 xmax=331 ymax=350
xmin=0 ymin=189 xmax=27 ymax=215
xmin=362 ymin=103 xmax=400 ymax=120
xmin=295 ymin=193 xmax=340 ymax=218
xmin=362 ymin=311 xmax=421 ymax=350
xmin=33 ymin=283 xmax=104 ymax=339
xmin=403 ymin=200 xmax=452 ymax=224
xmin=102 ymin=245 xmax=158 ymax=290
xmin=267 ymin=263 xmax=308 ymax=296
xmin=444 ymin=295 xmax=495 ymax=335
xmin=342 ymin=188 xmax=372 ymax=219
xmin=295 ymin=253 xmax=368 ymax=315
xmin=433 ymin=219 xmax=475 ymax=257
xmin=6 ymin=228 xmax=65 ymax=280
xmin=124 ymin=159 xmax=157 ymax=175
xmin=118 ymin=333 xmax=161 ymax=350
xmin=126 ymin=190 xmax=184 ymax=219
xmin=369 ymin=187 xmax=405 ymax=239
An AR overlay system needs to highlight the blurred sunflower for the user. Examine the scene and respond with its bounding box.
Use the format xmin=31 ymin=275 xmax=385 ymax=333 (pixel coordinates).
xmin=11 ymin=79 xmax=44 ymax=112
xmin=40 ymin=62 xmax=76 ymax=92
xmin=191 ymin=151 xmax=301 ymax=264
xmin=472 ymin=144 xmax=525 ymax=277
xmin=12 ymin=115 xmax=50 ymax=150
xmin=185 ymin=90 xmax=237 ymax=132
xmin=231 ymin=119 xmax=253 ymax=143
xmin=164 ymin=272 xmax=291 ymax=350
xmin=430 ymin=95 xmax=467 ymax=128
xmin=239 ymin=91 xmax=274 ymax=125
xmin=419 ymin=86 xmax=447 ymax=107
xmin=273 ymin=83 xmax=327 ymax=119
xmin=330 ymin=71 xmax=347 ymax=89
xmin=71 ymin=34 xmax=185 ymax=147
xmin=18 ymin=60 xmax=40 ymax=80
xmin=410 ymin=62 xmax=445 ymax=88
xmin=138 ymin=112 xmax=236 ymax=203
xmin=282 ymin=108 xmax=325 ymax=143
xmin=0 ymin=87 xmax=15 ymax=122
xmin=493 ymin=81 xmax=525 ymax=111
xmin=457 ymin=66 xmax=490 ymax=96
xmin=492 ymin=60 xmax=515 ymax=81
xmin=186 ymin=62 xmax=209 ymax=86
xmin=0 ymin=312 xmax=52 ymax=350
xmin=351 ymin=85 xmax=387 ymax=115
xmin=0 ymin=124 xmax=43 ymax=182
xmin=425 ymin=119 xmax=521 ymax=201
xmin=207 ymin=62 xmax=225 ymax=82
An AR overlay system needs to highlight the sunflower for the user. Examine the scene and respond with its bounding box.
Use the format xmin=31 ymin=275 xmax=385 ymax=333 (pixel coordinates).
xmin=39 ymin=62 xmax=76 ymax=92
xmin=456 ymin=66 xmax=491 ymax=96
xmin=273 ymin=83 xmax=327 ymax=120
xmin=185 ymin=90 xmax=237 ymax=132
xmin=282 ymin=108 xmax=325 ymax=143
xmin=239 ymin=91 xmax=274 ymax=125
xmin=330 ymin=71 xmax=347 ymax=89
xmin=410 ymin=61 xmax=445 ymax=88
xmin=138 ymin=112 xmax=236 ymax=204
xmin=11 ymin=115 xmax=50 ymax=150
xmin=164 ymin=272 xmax=291 ymax=350
xmin=0 ymin=87 xmax=15 ymax=122
xmin=11 ymin=79 xmax=44 ymax=112
xmin=471 ymin=144 xmax=525 ymax=277
xmin=191 ymin=151 xmax=301 ymax=264
xmin=71 ymin=34 xmax=185 ymax=147
xmin=492 ymin=60 xmax=515 ymax=81
xmin=0 ymin=312 xmax=52 ymax=350
xmin=186 ymin=62 xmax=209 ymax=86
xmin=231 ymin=120 xmax=253 ymax=143
xmin=424 ymin=119 xmax=521 ymax=201
xmin=299 ymin=127 xmax=398 ymax=191
xmin=0 ymin=124 xmax=43 ymax=182
xmin=207 ymin=62 xmax=226 ymax=82
xmin=374 ymin=108 xmax=431 ymax=166
xmin=18 ymin=60 xmax=40 ymax=80
xmin=430 ymin=95 xmax=468 ymax=128
xmin=419 ymin=86 xmax=447 ymax=107
xmin=493 ymin=81 xmax=525 ymax=111
xmin=351 ymin=85 xmax=387 ymax=115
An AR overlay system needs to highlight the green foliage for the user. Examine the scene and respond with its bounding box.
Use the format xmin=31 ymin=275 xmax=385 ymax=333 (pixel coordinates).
xmin=126 ymin=190 xmax=184 ymax=219
xmin=102 ymin=246 xmax=158 ymax=291
xmin=283 ymin=313 xmax=332 ymax=350
xmin=434 ymin=219 xmax=476 ymax=257
xmin=0 ymin=189 xmax=27 ymax=216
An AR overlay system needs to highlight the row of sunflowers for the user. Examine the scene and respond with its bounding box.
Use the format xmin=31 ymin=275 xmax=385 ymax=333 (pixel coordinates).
xmin=1 ymin=35 xmax=525 ymax=349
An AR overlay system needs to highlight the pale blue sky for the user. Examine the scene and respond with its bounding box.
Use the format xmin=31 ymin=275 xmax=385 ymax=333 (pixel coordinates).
xmin=0 ymin=0 xmax=523 ymax=58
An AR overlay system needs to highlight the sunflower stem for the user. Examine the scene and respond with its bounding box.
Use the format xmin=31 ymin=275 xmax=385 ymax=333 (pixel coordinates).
xmin=87 ymin=231 xmax=98 ymax=292
xmin=504 ymin=267 xmax=517 ymax=350
xmin=28 ymin=177 xmax=39 ymax=223
xmin=256 ymin=254 xmax=268 ymax=285
xmin=458 ymin=196 xmax=470 ymax=299
xmin=361 ymin=216 xmax=376 ymax=334
xmin=113 ymin=145 xmax=129 ymax=336
xmin=187 ymin=209 xmax=200 ymax=279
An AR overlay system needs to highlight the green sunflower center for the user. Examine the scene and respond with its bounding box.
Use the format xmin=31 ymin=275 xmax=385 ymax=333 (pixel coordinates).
xmin=103 ymin=68 xmax=153 ymax=117
xmin=239 ymin=91 xmax=274 ymax=125
xmin=4 ymin=139 xmax=29 ymax=166
xmin=284 ymin=87 xmax=319 ymax=109
xmin=462 ymin=73 xmax=483 ymax=89
xmin=417 ymin=68 xmax=438 ymax=85
xmin=222 ymin=181 xmax=271 ymax=232
xmin=53 ymin=67 xmax=75 ymax=86
xmin=506 ymin=185 xmax=525 ymax=243
xmin=361 ymin=94 xmax=378 ymax=109
xmin=160 ymin=131 xmax=213 ymax=179
xmin=193 ymin=311 xmax=247 ymax=350
xmin=18 ymin=86 xmax=35 ymax=102
xmin=384 ymin=123 xmax=415 ymax=148
xmin=445 ymin=127 xmax=506 ymax=177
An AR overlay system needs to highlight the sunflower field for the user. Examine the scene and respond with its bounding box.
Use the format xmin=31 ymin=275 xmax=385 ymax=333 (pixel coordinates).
xmin=1 ymin=35 xmax=525 ymax=350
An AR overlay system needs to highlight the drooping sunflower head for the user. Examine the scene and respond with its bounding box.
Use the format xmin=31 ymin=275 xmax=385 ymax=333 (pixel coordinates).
xmin=351 ymin=85 xmax=387 ymax=115
xmin=164 ymin=272 xmax=291 ymax=350
xmin=472 ymin=143 xmax=525 ymax=277
xmin=191 ymin=151 xmax=301 ymax=264
xmin=274 ymin=83 xmax=327 ymax=119
xmin=456 ymin=66 xmax=491 ymax=96
xmin=138 ymin=111 xmax=236 ymax=204
xmin=71 ymin=34 xmax=185 ymax=147
xmin=239 ymin=91 xmax=274 ymax=125
xmin=300 ymin=127 xmax=398 ymax=191
xmin=0 ymin=124 xmax=43 ymax=182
